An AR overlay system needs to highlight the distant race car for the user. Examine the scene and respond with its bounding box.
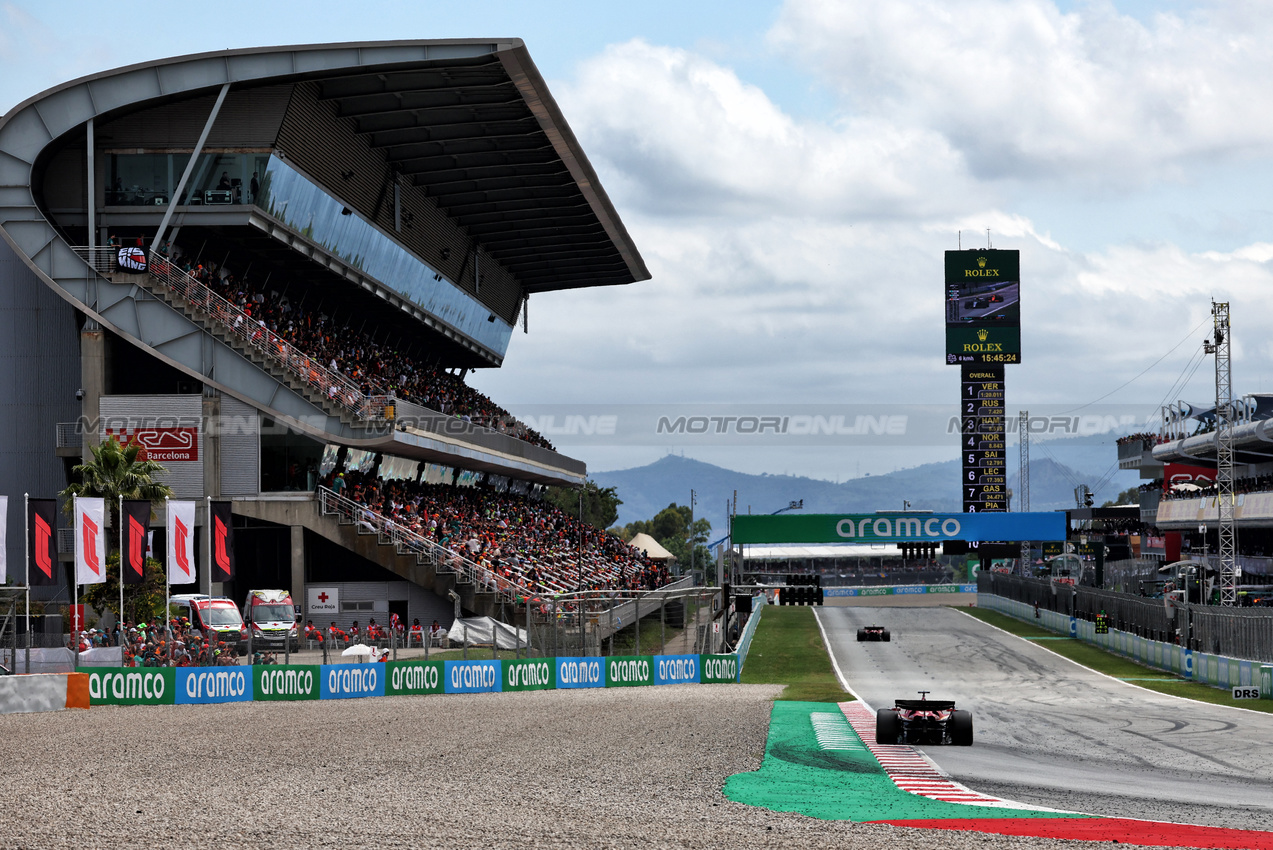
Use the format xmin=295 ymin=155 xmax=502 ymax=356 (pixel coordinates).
xmin=856 ymin=625 xmax=890 ymax=642
xmin=876 ymin=691 xmax=973 ymax=746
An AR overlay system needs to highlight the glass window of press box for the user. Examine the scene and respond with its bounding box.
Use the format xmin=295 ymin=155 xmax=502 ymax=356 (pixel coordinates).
xmin=106 ymin=152 xmax=272 ymax=207
xmin=260 ymin=421 xmax=324 ymax=493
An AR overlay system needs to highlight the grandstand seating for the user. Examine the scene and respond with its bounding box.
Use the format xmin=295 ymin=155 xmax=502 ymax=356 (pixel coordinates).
xmin=150 ymin=242 xmax=554 ymax=449
xmin=323 ymin=470 xmax=672 ymax=599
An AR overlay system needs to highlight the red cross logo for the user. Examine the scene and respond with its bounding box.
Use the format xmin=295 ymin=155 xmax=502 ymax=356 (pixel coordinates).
xmin=317 ymin=592 xmax=329 ymax=603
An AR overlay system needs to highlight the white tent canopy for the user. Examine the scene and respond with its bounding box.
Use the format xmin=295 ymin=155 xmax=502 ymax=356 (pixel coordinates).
xmin=447 ymin=617 xmax=529 ymax=650
xmin=628 ymin=532 xmax=675 ymax=561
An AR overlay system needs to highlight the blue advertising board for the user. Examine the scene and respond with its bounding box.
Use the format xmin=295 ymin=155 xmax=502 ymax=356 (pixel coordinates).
xmin=320 ymin=664 xmax=386 ymax=700
xmin=555 ymin=656 xmax=604 ymax=689
xmin=653 ymin=654 xmax=700 ymax=685
xmin=175 ymin=667 xmax=253 ymax=704
xmin=444 ymin=660 xmax=502 ymax=694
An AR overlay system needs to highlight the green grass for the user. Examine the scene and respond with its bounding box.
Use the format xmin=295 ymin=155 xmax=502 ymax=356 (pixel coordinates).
xmin=740 ymin=607 xmax=853 ymax=703
xmin=962 ymin=607 xmax=1273 ymax=712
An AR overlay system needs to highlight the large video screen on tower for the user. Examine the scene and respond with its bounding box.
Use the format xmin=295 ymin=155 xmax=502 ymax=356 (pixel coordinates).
xmin=945 ymin=249 xmax=1020 ymax=365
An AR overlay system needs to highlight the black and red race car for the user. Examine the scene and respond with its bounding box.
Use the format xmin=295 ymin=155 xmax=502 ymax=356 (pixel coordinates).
xmin=857 ymin=625 xmax=891 ymax=642
xmin=876 ymin=691 xmax=973 ymax=746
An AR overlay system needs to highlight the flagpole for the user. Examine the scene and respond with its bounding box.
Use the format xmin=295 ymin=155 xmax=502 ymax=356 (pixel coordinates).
xmin=204 ymin=496 xmax=211 ymax=599
xmin=119 ymin=495 xmax=124 ymax=647
xmin=73 ymin=495 xmax=79 ymax=670
xmin=23 ymin=493 xmax=29 ymax=674
xmin=165 ymin=497 xmax=171 ymax=657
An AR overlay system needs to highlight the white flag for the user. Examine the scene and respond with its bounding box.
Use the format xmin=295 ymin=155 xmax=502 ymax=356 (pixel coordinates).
xmin=166 ymin=500 xmax=197 ymax=585
xmin=74 ymin=497 xmax=107 ymax=586
xmin=0 ymin=495 xmax=7 ymax=584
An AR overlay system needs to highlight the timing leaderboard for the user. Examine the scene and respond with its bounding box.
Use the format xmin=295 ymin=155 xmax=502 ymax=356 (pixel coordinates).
xmin=961 ymin=365 xmax=1007 ymax=512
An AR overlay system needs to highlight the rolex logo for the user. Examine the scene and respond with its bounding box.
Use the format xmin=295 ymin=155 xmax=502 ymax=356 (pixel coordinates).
xmin=977 ymin=328 xmax=989 ymax=341
xmin=977 ymin=256 xmax=987 ymax=268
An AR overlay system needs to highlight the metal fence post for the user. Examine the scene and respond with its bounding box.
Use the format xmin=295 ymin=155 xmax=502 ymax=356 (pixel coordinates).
xmin=660 ymin=594 xmax=666 ymax=656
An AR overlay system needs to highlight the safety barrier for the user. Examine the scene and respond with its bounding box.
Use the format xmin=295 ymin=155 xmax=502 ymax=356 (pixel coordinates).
xmin=735 ymin=594 xmax=767 ymax=673
xmin=824 ymin=583 xmax=976 ymax=597
xmin=83 ymin=652 xmax=742 ymax=706
xmin=0 ymin=673 xmax=90 ymax=715
xmin=978 ymin=593 xmax=1273 ymax=699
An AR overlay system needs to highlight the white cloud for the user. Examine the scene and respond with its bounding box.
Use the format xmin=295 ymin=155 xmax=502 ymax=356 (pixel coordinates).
xmin=560 ymin=38 xmax=977 ymax=219
xmin=769 ymin=0 xmax=1273 ymax=184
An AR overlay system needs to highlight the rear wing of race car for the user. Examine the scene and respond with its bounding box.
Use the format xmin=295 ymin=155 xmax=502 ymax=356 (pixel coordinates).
xmin=894 ymin=699 xmax=956 ymax=711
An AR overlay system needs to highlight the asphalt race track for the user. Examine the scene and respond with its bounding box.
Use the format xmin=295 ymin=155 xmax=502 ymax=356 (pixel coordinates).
xmin=818 ymin=605 xmax=1273 ymax=831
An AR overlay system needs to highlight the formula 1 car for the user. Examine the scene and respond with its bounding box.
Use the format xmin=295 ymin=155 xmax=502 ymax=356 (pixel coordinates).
xmin=856 ymin=625 xmax=891 ymax=642
xmin=875 ymin=691 xmax=973 ymax=746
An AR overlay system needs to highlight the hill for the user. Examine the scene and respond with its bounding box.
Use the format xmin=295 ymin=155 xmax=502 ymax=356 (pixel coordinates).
xmin=591 ymin=448 xmax=1137 ymax=537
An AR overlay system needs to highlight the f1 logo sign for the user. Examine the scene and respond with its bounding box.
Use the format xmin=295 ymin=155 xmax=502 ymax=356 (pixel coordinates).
xmin=128 ymin=515 xmax=146 ymax=578
xmin=214 ymin=516 xmax=231 ymax=579
xmin=82 ymin=512 xmax=101 ymax=575
xmin=174 ymin=517 xmax=191 ymax=577
xmin=34 ymin=513 xmax=53 ymax=579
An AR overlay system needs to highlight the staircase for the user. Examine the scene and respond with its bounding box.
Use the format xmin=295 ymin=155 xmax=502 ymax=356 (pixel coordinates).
xmin=73 ymin=247 xmax=384 ymax=431
xmin=233 ymin=491 xmax=502 ymax=617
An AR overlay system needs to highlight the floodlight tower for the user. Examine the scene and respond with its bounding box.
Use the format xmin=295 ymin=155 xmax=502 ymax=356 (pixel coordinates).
xmin=1204 ymin=301 xmax=1238 ymax=605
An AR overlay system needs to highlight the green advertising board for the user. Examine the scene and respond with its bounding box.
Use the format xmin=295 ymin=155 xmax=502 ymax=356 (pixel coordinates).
xmin=700 ymin=654 xmax=739 ymax=684
xmin=254 ymin=665 xmax=321 ymax=701
xmin=502 ymin=659 xmax=555 ymax=691
xmin=733 ymin=512 xmax=1064 ymax=545
xmin=386 ymin=660 xmax=445 ymax=696
xmin=604 ymin=655 xmax=654 ymax=688
xmin=87 ymin=668 xmax=175 ymax=705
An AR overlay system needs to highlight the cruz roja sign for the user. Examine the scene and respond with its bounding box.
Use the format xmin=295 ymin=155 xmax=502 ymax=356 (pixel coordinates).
xmin=732 ymin=512 xmax=1065 ymax=545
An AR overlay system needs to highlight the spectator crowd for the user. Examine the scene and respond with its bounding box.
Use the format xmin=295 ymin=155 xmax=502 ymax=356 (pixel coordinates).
xmin=147 ymin=239 xmax=553 ymax=449
xmin=322 ymin=469 xmax=672 ymax=598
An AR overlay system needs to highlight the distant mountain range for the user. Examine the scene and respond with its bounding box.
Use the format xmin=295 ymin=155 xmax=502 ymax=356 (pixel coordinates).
xmin=591 ymin=441 xmax=1138 ymax=537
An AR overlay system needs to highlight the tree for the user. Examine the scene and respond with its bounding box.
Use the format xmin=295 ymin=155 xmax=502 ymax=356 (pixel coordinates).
xmin=60 ymin=435 xmax=174 ymax=537
xmin=80 ymin=551 xmax=169 ymax=626
xmin=543 ymin=479 xmax=623 ymax=530
xmin=621 ymin=503 xmax=712 ymax=571
xmin=1100 ymin=487 xmax=1140 ymax=508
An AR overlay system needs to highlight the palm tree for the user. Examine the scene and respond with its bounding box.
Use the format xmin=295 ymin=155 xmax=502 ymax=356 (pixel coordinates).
xmin=60 ymin=435 xmax=175 ymax=624
xmin=61 ymin=435 xmax=174 ymax=531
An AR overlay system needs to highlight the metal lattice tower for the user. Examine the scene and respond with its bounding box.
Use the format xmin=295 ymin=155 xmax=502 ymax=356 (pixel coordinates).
xmin=1019 ymin=410 xmax=1030 ymax=570
xmin=1208 ymin=302 xmax=1238 ymax=605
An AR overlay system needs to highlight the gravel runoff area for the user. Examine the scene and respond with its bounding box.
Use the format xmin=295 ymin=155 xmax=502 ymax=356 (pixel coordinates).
xmin=0 ymin=684 xmax=1187 ymax=850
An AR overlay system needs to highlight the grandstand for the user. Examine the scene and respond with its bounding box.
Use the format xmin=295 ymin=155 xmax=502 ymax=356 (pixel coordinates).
xmin=1116 ymin=396 xmax=1273 ymax=579
xmin=0 ymin=40 xmax=656 ymax=634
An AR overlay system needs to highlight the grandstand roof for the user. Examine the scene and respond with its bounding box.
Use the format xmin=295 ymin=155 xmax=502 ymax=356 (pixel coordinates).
xmin=0 ymin=39 xmax=648 ymax=302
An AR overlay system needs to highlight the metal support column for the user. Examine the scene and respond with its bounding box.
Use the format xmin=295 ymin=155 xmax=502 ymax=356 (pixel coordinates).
xmin=152 ymin=83 xmax=230 ymax=253
xmin=86 ymin=119 xmax=95 ymax=251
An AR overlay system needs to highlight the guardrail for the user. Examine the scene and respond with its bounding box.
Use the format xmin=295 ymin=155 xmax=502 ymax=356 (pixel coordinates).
xmin=981 ymin=572 xmax=1273 ymax=662
xmin=71 ymin=246 xmax=383 ymax=421
xmin=977 ymin=592 xmax=1273 ymax=698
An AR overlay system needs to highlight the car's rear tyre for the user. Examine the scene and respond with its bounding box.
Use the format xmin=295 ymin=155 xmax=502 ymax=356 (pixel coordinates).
xmin=856 ymin=628 xmax=866 ymax=642
xmin=876 ymin=709 xmax=900 ymax=744
xmin=882 ymin=630 xmax=891 ymax=642
xmin=950 ymin=710 xmax=974 ymax=746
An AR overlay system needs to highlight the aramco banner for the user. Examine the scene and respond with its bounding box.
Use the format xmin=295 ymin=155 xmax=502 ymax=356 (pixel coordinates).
xmin=732 ymin=512 xmax=1065 ymax=545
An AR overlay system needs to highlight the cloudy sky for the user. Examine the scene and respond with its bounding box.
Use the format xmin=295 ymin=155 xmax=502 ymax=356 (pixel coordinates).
xmin=4 ymin=0 xmax=1271 ymax=481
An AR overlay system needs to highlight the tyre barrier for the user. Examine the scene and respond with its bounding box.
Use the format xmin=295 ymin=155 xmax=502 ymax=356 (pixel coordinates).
xmin=82 ymin=654 xmax=742 ymax=707
xmin=0 ymin=672 xmax=90 ymax=715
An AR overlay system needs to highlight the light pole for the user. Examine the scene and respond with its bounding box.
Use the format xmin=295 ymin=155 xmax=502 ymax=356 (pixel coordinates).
xmin=690 ymin=489 xmax=696 ymax=583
